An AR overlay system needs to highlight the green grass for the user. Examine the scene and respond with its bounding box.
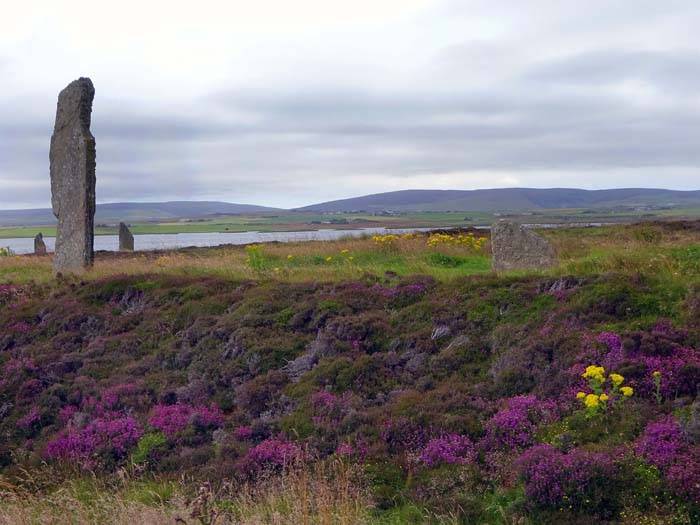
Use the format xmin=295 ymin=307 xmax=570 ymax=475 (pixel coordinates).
xmin=3 ymin=206 xmax=700 ymax=239
xmin=0 ymin=233 xmax=494 ymax=285
xmin=3 ymin=221 xmax=700 ymax=289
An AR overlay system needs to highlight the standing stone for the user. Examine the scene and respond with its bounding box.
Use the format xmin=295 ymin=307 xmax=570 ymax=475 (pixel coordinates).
xmin=50 ymin=77 xmax=96 ymax=274
xmin=119 ymin=222 xmax=134 ymax=251
xmin=34 ymin=233 xmax=47 ymax=255
xmin=491 ymin=221 xmax=557 ymax=272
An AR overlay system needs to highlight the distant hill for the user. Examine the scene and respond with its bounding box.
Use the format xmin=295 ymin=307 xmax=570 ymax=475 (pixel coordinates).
xmin=297 ymin=188 xmax=700 ymax=212
xmin=0 ymin=201 xmax=280 ymax=227
xmin=3 ymin=189 xmax=700 ymax=227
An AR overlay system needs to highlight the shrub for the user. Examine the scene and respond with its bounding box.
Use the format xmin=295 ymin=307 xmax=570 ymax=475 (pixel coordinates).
xmin=380 ymin=417 xmax=429 ymax=455
xmin=517 ymin=444 xmax=619 ymax=517
xmin=16 ymin=407 xmax=42 ymax=432
xmin=635 ymin=417 xmax=685 ymax=469
xmin=635 ymin=417 xmax=700 ymax=506
xmin=149 ymin=403 xmax=224 ymax=439
xmin=233 ymin=426 xmax=253 ymax=441
xmin=634 ymin=348 xmax=700 ymax=399
xmin=149 ymin=405 xmax=191 ymax=437
xmin=665 ymin=453 xmax=700 ymax=505
xmin=45 ymin=416 xmax=143 ymax=470
xmin=132 ymin=432 xmax=168 ymax=465
xmin=101 ymin=382 xmax=149 ymax=410
xmin=310 ymin=390 xmax=351 ymax=428
xmin=581 ymin=331 xmax=700 ymax=400
xmin=419 ymin=433 xmax=475 ymax=467
xmin=481 ymin=395 xmax=557 ymax=451
xmin=236 ymin=437 xmax=303 ymax=476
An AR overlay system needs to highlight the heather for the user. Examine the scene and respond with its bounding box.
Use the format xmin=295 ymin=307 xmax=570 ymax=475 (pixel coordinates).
xmin=2 ymin=222 xmax=700 ymax=523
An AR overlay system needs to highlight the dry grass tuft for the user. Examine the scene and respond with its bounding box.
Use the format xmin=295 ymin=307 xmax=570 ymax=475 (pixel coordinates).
xmin=0 ymin=233 xmax=492 ymax=285
xmin=0 ymin=461 xmax=374 ymax=525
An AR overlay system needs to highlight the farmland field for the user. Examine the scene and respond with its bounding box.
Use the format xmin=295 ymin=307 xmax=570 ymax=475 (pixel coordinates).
xmin=3 ymin=206 xmax=700 ymax=239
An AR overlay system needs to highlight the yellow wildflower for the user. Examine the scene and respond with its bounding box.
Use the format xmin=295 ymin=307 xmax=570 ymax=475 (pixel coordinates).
xmin=576 ymin=392 xmax=586 ymax=400
xmin=373 ymin=234 xmax=400 ymax=245
xmin=610 ymin=373 xmax=624 ymax=386
xmin=582 ymin=365 xmax=606 ymax=383
xmin=341 ymin=249 xmax=349 ymax=254
xmin=620 ymin=386 xmax=634 ymax=397
xmin=326 ymin=256 xmax=333 ymax=262
xmin=426 ymin=232 xmax=484 ymax=249
xmin=599 ymin=393 xmax=609 ymax=402
xmin=274 ymin=267 xmax=280 ymax=273
xmin=584 ymin=394 xmax=600 ymax=408
xmin=287 ymin=254 xmax=294 ymax=260
xmin=653 ymin=371 xmax=661 ymax=378
xmin=348 ymin=256 xmax=354 ymax=261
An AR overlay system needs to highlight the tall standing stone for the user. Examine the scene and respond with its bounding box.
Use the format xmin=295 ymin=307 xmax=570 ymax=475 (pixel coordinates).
xmin=50 ymin=77 xmax=96 ymax=274
xmin=491 ymin=221 xmax=557 ymax=273
xmin=34 ymin=233 xmax=47 ymax=255
xmin=119 ymin=222 xmax=134 ymax=251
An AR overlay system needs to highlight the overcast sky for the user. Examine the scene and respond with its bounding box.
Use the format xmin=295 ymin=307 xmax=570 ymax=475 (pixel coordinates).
xmin=2 ymin=0 xmax=700 ymax=209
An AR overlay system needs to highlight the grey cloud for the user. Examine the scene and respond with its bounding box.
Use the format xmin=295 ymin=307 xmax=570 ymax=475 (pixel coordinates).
xmin=3 ymin=0 xmax=700 ymax=209
xmin=201 ymin=66 xmax=700 ymax=173
xmin=93 ymin=112 xmax=239 ymax=141
xmin=4 ymin=65 xmax=700 ymax=208
xmin=527 ymin=50 xmax=700 ymax=92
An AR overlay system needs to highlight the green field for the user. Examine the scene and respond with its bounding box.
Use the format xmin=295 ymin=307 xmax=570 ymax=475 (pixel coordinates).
xmin=2 ymin=206 xmax=700 ymax=239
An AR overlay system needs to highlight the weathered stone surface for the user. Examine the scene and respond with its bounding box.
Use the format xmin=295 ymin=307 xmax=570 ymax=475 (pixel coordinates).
xmin=119 ymin=222 xmax=134 ymax=251
xmin=34 ymin=233 xmax=47 ymax=255
xmin=50 ymin=77 xmax=96 ymax=274
xmin=282 ymin=332 xmax=331 ymax=382
xmin=491 ymin=221 xmax=556 ymax=272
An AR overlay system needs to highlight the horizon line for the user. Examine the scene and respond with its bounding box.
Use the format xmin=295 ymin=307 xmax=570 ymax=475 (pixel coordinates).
xmin=2 ymin=185 xmax=700 ymax=212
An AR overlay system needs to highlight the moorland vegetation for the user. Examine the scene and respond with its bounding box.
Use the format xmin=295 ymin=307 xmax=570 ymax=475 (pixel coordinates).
xmin=1 ymin=222 xmax=700 ymax=524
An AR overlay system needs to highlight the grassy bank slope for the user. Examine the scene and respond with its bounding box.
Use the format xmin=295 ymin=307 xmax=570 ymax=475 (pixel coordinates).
xmin=0 ymin=221 xmax=700 ymax=523
xmin=2 ymin=221 xmax=700 ymax=286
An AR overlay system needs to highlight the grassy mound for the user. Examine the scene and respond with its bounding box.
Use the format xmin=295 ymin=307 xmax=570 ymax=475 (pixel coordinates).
xmin=1 ymin=222 xmax=700 ymax=524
